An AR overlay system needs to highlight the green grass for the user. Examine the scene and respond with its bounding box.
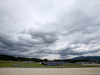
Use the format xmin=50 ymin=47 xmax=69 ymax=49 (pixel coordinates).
xmin=18 ymin=63 xmax=100 ymax=68
xmin=0 ymin=60 xmax=100 ymax=68
xmin=0 ymin=60 xmax=20 ymax=67
xmin=18 ymin=63 xmax=46 ymax=67
xmin=61 ymin=63 xmax=100 ymax=68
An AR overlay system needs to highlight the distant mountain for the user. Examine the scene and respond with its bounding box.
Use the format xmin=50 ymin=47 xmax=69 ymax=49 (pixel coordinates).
xmin=72 ymin=56 xmax=100 ymax=61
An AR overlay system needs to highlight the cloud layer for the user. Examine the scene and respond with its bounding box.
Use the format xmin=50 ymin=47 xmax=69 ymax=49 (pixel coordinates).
xmin=0 ymin=0 xmax=100 ymax=60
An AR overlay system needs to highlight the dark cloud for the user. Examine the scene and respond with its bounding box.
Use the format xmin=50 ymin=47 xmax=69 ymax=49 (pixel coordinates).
xmin=29 ymin=30 xmax=58 ymax=44
xmin=0 ymin=0 xmax=100 ymax=59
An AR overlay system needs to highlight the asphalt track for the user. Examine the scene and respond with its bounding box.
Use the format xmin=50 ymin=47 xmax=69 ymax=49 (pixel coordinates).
xmin=0 ymin=68 xmax=100 ymax=75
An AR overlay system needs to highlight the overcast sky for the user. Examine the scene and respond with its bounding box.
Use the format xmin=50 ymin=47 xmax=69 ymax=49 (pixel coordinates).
xmin=0 ymin=0 xmax=100 ymax=60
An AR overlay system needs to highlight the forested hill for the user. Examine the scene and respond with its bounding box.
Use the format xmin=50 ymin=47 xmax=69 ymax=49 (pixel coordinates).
xmin=0 ymin=54 xmax=48 ymax=62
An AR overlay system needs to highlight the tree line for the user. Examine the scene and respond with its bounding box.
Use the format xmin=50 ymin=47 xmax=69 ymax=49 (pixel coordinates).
xmin=0 ymin=54 xmax=48 ymax=62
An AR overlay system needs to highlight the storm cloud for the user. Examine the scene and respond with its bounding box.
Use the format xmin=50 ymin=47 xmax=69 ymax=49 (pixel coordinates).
xmin=0 ymin=0 xmax=100 ymax=60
